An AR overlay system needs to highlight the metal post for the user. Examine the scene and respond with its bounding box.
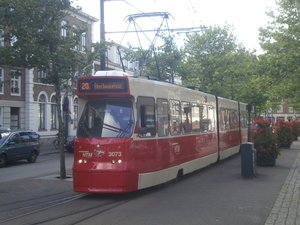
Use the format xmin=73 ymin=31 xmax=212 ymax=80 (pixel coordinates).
xmin=100 ymin=0 xmax=106 ymax=70
xmin=246 ymin=104 xmax=252 ymax=142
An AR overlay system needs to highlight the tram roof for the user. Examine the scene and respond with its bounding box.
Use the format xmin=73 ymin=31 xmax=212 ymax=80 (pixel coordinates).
xmin=94 ymin=70 xmax=133 ymax=77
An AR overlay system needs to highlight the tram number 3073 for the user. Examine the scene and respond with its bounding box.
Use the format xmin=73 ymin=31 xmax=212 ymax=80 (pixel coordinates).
xmin=108 ymin=152 xmax=122 ymax=157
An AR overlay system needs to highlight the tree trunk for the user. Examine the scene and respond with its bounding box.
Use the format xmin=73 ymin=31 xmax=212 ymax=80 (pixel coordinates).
xmin=55 ymin=82 xmax=67 ymax=179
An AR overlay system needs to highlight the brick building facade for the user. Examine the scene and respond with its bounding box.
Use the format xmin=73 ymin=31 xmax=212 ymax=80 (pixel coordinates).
xmin=0 ymin=7 xmax=138 ymax=144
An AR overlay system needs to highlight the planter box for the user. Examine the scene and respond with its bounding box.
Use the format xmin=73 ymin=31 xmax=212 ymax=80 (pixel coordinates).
xmin=280 ymin=144 xmax=291 ymax=149
xmin=294 ymin=137 xmax=298 ymax=141
xmin=256 ymin=159 xmax=276 ymax=166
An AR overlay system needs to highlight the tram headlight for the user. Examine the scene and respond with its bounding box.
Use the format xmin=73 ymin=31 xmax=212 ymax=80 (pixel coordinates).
xmin=78 ymin=159 xmax=87 ymax=164
xmin=111 ymin=159 xmax=122 ymax=164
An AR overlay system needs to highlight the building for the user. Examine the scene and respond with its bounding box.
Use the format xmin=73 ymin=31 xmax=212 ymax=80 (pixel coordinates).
xmin=263 ymin=100 xmax=300 ymax=123
xmin=0 ymin=7 xmax=137 ymax=144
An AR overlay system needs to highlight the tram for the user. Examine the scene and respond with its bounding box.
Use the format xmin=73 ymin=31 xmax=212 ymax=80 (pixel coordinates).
xmin=73 ymin=70 xmax=250 ymax=193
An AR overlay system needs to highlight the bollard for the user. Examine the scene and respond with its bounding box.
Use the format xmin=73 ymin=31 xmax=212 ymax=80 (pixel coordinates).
xmin=241 ymin=142 xmax=256 ymax=178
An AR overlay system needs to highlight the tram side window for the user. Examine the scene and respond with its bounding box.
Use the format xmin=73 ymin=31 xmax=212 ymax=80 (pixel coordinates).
xmin=170 ymin=99 xmax=181 ymax=135
xmin=182 ymin=101 xmax=192 ymax=134
xmin=208 ymin=105 xmax=216 ymax=132
xmin=229 ymin=109 xmax=239 ymax=129
xmin=220 ymin=108 xmax=227 ymax=131
xmin=157 ymin=98 xmax=169 ymax=137
xmin=241 ymin=110 xmax=248 ymax=128
xmin=220 ymin=108 xmax=238 ymax=130
xmin=137 ymin=97 xmax=156 ymax=137
xmin=191 ymin=103 xmax=202 ymax=133
xmin=201 ymin=105 xmax=215 ymax=132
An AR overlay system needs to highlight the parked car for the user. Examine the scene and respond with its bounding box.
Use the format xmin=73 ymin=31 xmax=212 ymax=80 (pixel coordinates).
xmin=0 ymin=128 xmax=40 ymax=168
xmin=65 ymin=138 xmax=74 ymax=153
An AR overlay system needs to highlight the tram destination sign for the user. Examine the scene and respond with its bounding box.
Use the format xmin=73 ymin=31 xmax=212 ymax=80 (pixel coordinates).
xmin=77 ymin=78 xmax=128 ymax=94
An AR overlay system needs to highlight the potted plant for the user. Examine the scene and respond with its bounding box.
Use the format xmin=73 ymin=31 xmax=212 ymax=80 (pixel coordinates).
xmin=275 ymin=120 xmax=293 ymax=149
xmin=291 ymin=120 xmax=300 ymax=141
xmin=251 ymin=119 xmax=281 ymax=166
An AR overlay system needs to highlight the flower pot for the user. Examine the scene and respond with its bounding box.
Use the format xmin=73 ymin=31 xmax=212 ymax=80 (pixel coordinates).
xmin=280 ymin=144 xmax=291 ymax=149
xmin=256 ymin=159 xmax=276 ymax=166
xmin=294 ymin=137 xmax=298 ymax=141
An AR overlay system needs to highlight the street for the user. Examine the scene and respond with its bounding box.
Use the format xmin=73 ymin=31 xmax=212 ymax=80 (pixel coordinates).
xmin=0 ymin=151 xmax=74 ymax=183
xmin=0 ymin=147 xmax=299 ymax=225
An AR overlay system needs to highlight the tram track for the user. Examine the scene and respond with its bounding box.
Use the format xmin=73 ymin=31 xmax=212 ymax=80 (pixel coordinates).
xmin=0 ymin=190 xmax=140 ymax=225
xmin=0 ymin=193 xmax=88 ymax=224
xmin=32 ymin=197 xmax=133 ymax=225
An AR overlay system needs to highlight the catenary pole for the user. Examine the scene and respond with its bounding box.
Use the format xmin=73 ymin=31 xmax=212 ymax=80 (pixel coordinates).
xmin=100 ymin=0 xmax=106 ymax=70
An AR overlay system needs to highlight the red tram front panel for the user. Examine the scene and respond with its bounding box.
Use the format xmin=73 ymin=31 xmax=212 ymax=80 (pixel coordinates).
xmin=73 ymin=138 xmax=138 ymax=193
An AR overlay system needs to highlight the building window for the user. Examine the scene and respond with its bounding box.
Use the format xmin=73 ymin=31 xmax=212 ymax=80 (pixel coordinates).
xmin=0 ymin=29 xmax=4 ymax=47
xmin=51 ymin=95 xmax=58 ymax=130
xmin=38 ymin=71 xmax=47 ymax=83
xmin=73 ymin=97 xmax=78 ymax=129
xmin=61 ymin=20 xmax=68 ymax=37
xmin=277 ymin=105 xmax=283 ymax=113
xmin=39 ymin=94 xmax=46 ymax=130
xmin=0 ymin=68 xmax=3 ymax=94
xmin=81 ymin=32 xmax=87 ymax=51
xmin=10 ymin=71 xmax=21 ymax=95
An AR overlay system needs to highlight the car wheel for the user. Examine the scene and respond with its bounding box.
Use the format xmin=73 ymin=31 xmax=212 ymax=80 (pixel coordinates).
xmin=0 ymin=154 xmax=7 ymax=168
xmin=27 ymin=150 xmax=37 ymax=163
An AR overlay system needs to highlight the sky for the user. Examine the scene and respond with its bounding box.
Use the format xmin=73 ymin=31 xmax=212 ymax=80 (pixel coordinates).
xmin=72 ymin=0 xmax=277 ymax=51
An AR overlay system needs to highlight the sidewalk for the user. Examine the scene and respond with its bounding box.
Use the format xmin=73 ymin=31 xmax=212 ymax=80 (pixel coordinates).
xmin=265 ymin=141 xmax=300 ymax=225
xmin=39 ymin=142 xmax=65 ymax=155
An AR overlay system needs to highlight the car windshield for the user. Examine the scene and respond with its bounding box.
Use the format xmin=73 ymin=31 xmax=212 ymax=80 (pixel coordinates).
xmin=0 ymin=132 xmax=11 ymax=145
xmin=77 ymin=99 xmax=134 ymax=138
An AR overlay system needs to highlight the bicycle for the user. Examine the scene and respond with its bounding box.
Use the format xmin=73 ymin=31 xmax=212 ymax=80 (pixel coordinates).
xmin=53 ymin=133 xmax=60 ymax=149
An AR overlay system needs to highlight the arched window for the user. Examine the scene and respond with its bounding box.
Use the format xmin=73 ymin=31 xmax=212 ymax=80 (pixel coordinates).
xmin=51 ymin=95 xmax=58 ymax=129
xmin=39 ymin=94 xmax=46 ymax=130
xmin=73 ymin=97 xmax=78 ymax=129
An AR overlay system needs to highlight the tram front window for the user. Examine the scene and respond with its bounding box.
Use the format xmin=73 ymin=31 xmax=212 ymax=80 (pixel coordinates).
xmin=77 ymin=99 xmax=134 ymax=138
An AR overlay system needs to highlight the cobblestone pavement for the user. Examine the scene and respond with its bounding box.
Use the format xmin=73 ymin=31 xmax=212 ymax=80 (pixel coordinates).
xmin=265 ymin=141 xmax=300 ymax=225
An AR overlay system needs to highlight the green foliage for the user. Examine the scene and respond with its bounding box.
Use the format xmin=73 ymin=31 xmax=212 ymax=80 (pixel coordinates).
xmin=258 ymin=0 xmax=300 ymax=110
xmin=0 ymin=0 xmax=105 ymax=178
xmin=123 ymin=34 xmax=183 ymax=82
xmin=179 ymin=24 xmax=257 ymax=100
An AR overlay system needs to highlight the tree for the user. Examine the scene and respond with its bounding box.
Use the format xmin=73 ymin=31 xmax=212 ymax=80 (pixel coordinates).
xmin=258 ymin=0 xmax=300 ymax=111
xmin=0 ymin=0 xmax=103 ymax=178
xmin=179 ymin=24 xmax=257 ymax=100
xmin=124 ymin=34 xmax=183 ymax=83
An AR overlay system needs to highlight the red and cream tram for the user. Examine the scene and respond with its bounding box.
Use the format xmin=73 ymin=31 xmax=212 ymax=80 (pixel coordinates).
xmin=73 ymin=71 xmax=249 ymax=193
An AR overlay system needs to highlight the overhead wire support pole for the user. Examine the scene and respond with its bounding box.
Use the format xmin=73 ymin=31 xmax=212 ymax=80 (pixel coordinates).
xmin=111 ymin=11 xmax=207 ymax=81
xmin=100 ymin=0 xmax=125 ymax=71
xmin=100 ymin=0 xmax=106 ymax=70
xmin=106 ymin=26 xmax=207 ymax=34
